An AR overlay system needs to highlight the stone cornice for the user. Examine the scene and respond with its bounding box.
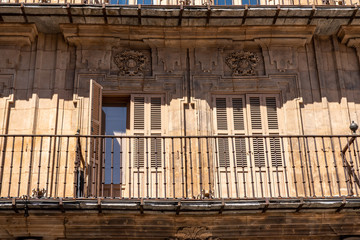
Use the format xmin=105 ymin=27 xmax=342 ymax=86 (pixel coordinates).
xmin=338 ymin=25 xmax=360 ymax=47
xmin=60 ymin=24 xmax=315 ymax=48
xmin=0 ymin=23 xmax=38 ymax=47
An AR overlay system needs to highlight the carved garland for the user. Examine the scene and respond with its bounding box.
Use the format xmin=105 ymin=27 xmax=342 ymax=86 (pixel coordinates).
xmin=113 ymin=50 xmax=147 ymax=76
xmin=225 ymin=51 xmax=259 ymax=76
xmin=167 ymin=227 xmax=220 ymax=240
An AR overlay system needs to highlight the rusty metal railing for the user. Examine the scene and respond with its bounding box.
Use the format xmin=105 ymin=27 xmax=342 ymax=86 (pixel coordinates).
xmin=0 ymin=134 xmax=359 ymax=199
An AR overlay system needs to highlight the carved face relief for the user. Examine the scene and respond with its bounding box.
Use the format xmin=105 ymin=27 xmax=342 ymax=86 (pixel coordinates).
xmin=113 ymin=50 xmax=147 ymax=76
xmin=225 ymin=51 xmax=259 ymax=76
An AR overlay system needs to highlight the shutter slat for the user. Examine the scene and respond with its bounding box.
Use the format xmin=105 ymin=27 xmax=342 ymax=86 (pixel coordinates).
xmin=218 ymin=135 xmax=230 ymax=168
xmin=252 ymin=137 xmax=265 ymax=167
xmin=235 ymin=136 xmax=247 ymax=167
xmin=151 ymin=134 xmax=162 ymax=168
xmin=216 ymin=98 xmax=227 ymax=131
xmin=134 ymin=134 xmax=144 ymax=168
xmin=134 ymin=97 xmax=145 ymax=130
xmin=250 ymin=97 xmax=262 ymax=130
xmin=270 ymin=136 xmax=282 ymax=167
xmin=232 ymin=98 xmax=244 ymax=131
xmin=151 ymin=98 xmax=161 ymax=130
xmin=266 ymin=97 xmax=279 ymax=130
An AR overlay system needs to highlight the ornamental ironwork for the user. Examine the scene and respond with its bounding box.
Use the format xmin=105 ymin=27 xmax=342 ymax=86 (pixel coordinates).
xmin=113 ymin=50 xmax=147 ymax=76
xmin=225 ymin=51 xmax=259 ymax=76
xmin=167 ymin=227 xmax=220 ymax=240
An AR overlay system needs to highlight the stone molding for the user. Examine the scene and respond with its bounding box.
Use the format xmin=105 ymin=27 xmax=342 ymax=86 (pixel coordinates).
xmin=225 ymin=50 xmax=259 ymax=76
xmin=0 ymin=23 xmax=38 ymax=47
xmin=255 ymin=38 xmax=308 ymax=72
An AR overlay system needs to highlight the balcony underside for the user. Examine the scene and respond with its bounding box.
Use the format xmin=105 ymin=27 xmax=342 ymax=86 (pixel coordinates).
xmin=0 ymin=4 xmax=359 ymax=35
xmin=1 ymin=197 xmax=360 ymax=214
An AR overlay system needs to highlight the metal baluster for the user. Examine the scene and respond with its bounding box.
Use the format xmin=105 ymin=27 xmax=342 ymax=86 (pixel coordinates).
xmin=189 ymin=138 xmax=194 ymax=198
xmin=155 ymin=137 xmax=159 ymax=199
xmin=297 ymin=137 xmax=307 ymax=197
xmin=272 ymin=136 xmax=281 ymax=197
xmin=255 ymin=136 xmax=263 ymax=198
xmin=46 ymin=136 xmax=52 ymax=198
xmin=214 ymin=137 xmax=221 ymax=198
xmin=353 ymin=138 xmax=360 ymax=195
xmin=145 ymin=137 xmax=149 ymax=198
xmin=223 ymin=137 xmax=230 ymax=198
xmin=92 ymin=137 xmax=97 ymax=197
xmin=119 ymin=137 xmax=123 ymax=199
xmin=231 ymin=136 xmax=239 ymax=198
xmin=63 ymin=136 xmax=70 ymax=198
xmin=37 ymin=136 xmax=43 ymax=192
xmin=128 ymin=137 xmax=132 ymax=198
xmin=289 ymin=137 xmax=298 ymax=197
xmin=281 ymin=136 xmax=289 ymax=198
xmin=330 ymin=137 xmax=341 ymax=196
xmin=7 ymin=137 xmax=15 ymax=197
xmin=84 ymin=137 xmax=89 ymax=197
xmin=241 ymin=137 xmax=247 ymax=198
xmin=349 ymin=138 xmax=359 ymax=195
xmin=321 ymin=137 xmax=332 ymax=196
xmin=137 ymin=136 xmax=140 ymax=198
xmin=248 ymin=136 xmax=255 ymax=198
xmin=264 ymin=135 xmax=272 ymax=198
xmin=171 ymin=138 xmax=175 ymax=198
xmin=111 ymin=137 xmax=115 ymax=198
xmin=206 ymin=137 xmax=212 ymax=197
xmin=313 ymin=137 xmax=324 ymax=197
xmin=180 ymin=137 xmax=185 ymax=198
xmin=27 ymin=136 xmax=34 ymax=196
xmin=101 ymin=137 xmax=105 ymax=198
xmin=54 ymin=136 xmax=61 ymax=197
xmin=17 ymin=136 xmax=25 ymax=197
xmin=338 ymin=137 xmax=351 ymax=196
xmin=304 ymin=136 xmax=315 ymax=197
xmin=163 ymin=138 xmax=167 ymax=198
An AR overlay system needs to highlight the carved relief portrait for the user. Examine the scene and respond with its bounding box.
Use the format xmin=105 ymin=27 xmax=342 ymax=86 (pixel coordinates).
xmin=113 ymin=50 xmax=148 ymax=76
xmin=225 ymin=51 xmax=260 ymax=76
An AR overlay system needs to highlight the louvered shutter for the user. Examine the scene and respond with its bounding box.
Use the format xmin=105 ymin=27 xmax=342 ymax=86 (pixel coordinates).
xmin=249 ymin=97 xmax=262 ymax=130
xmin=89 ymin=79 xmax=103 ymax=196
xmin=266 ymin=97 xmax=282 ymax=167
xmin=232 ymin=98 xmax=247 ymax=168
xmin=216 ymin=98 xmax=227 ymax=131
xmin=134 ymin=97 xmax=145 ymax=130
xmin=150 ymin=97 xmax=162 ymax=168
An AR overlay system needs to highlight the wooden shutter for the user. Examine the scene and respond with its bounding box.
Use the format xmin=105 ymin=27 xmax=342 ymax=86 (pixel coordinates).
xmin=232 ymin=98 xmax=247 ymax=168
xmin=216 ymin=98 xmax=228 ymax=131
xmin=266 ymin=97 xmax=282 ymax=167
xmin=89 ymin=79 xmax=103 ymax=197
xmin=131 ymin=95 xmax=163 ymax=169
xmin=249 ymin=97 xmax=262 ymax=130
xmin=215 ymin=98 xmax=229 ymax=168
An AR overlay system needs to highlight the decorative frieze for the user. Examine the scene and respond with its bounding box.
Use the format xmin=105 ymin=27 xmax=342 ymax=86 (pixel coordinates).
xmin=225 ymin=51 xmax=259 ymax=76
xmin=113 ymin=50 xmax=148 ymax=76
xmin=167 ymin=227 xmax=220 ymax=240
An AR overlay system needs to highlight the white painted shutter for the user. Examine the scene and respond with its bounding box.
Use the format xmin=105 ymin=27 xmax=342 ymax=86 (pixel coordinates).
xmin=266 ymin=97 xmax=282 ymax=167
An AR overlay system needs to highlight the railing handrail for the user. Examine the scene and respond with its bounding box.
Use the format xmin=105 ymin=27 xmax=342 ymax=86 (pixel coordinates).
xmin=0 ymin=134 xmax=358 ymax=138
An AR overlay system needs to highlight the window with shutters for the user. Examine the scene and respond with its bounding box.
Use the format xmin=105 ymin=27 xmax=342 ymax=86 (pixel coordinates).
xmin=213 ymin=94 xmax=284 ymax=198
xmin=130 ymin=94 xmax=164 ymax=198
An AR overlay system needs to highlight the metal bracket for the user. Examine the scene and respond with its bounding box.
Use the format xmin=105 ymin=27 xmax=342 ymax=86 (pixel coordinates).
xmin=176 ymin=200 xmax=181 ymax=215
xmin=98 ymin=197 xmax=102 ymax=213
xmin=219 ymin=199 xmax=225 ymax=214
xmin=262 ymin=198 xmax=270 ymax=213
xmin=295 ymin=197 xmax=304 ymax=213
xmin=336 ymin=197 xmax=347 ymax=213
xmin=139 ymin=198 xmax=144 ymax=214
xmin=59 ymin=198 xmax=65 ymax=213
xmin=12 ymin=198 xmax=18 ymax=213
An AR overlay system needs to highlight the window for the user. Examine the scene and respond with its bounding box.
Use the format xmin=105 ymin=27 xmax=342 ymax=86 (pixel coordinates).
xmin=213 ymin=94 xmax=284 ymax=198
xmin=109 ymin=0 xmax=128 ymax=4
xmin=213 ymin=0 xmax=233 ymax=5
xmin=137 ymin=0 xmax=153 ymax=4
xmin=241 ymin=0 xmax=258 ymax=4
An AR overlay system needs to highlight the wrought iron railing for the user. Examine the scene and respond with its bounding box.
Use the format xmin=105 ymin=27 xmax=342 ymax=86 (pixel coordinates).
xmin=0 ymin=134 xmax=359 ymax=200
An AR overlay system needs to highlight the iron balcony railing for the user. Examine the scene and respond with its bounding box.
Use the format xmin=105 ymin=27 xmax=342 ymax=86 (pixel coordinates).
xmin=0 ymin=134 xmax=359 ymax=200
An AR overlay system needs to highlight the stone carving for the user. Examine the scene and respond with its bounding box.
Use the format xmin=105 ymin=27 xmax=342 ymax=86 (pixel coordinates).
xmin=113 ymin=50 xmax=147 ymax=76
xmin=225 ymin=51 xmax=259 ymax=76
xmin=167 ymin=227 xmax=220 ymax=240
xmin=195 ymin=48 xmax=218 ymax=73
xmin=268 ymin=46 xmax=296 ymax=72
xmin=157 ymin=48 xmax=183 ymax=73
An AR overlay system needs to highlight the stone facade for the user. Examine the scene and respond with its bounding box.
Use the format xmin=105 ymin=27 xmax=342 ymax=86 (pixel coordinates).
xmin=1 ymin=4 xmax=360 ymax=239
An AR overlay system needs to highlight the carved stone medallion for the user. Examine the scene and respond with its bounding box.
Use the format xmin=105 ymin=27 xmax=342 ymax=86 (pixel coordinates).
xmin=113 ymin=50 xmax=147 ymax=76
xmin=167 ymin=227 xmax=220 ymax=240
xmin=225 ymin=51 xmax=259 ymax=76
